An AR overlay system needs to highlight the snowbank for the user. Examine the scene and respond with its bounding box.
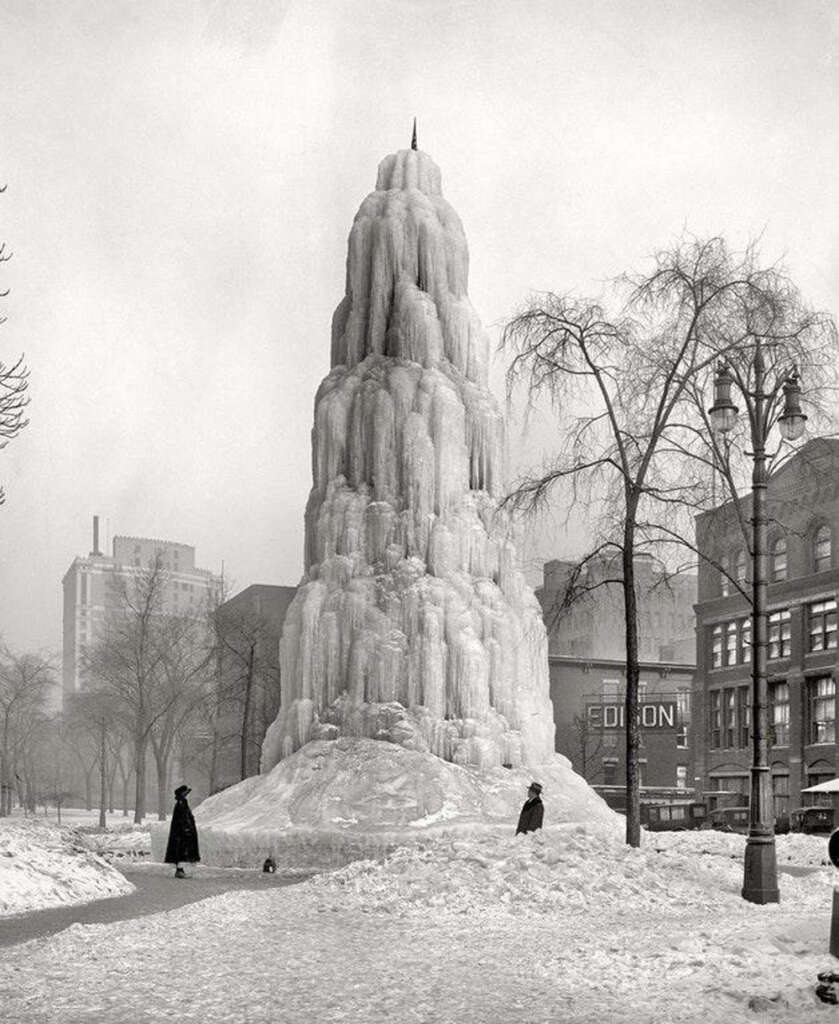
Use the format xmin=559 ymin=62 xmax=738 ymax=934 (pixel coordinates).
xmin=304 ymin=822 xmax=835 ymax=919
xmin=150 ymin=737 xmax=618 ymax=868
xmin=0 ymin=818 xmax=134 ymax=917
xmin=77 ymin=822 xmax=152 ymax=860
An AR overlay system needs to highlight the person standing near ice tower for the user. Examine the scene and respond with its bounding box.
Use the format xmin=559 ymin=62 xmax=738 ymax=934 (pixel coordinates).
xmin=165 ymin=784 xmax=200 ymax=878
xmin=516 ymin=782 xmax=544 ymax=834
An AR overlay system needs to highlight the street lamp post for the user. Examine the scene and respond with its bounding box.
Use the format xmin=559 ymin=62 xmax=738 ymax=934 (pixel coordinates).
xmin=709 ymin=342 xmax=807 ymax=905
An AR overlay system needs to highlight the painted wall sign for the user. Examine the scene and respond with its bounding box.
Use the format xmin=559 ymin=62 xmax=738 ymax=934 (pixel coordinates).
xmin=586 ymin=701 xmax=678 ymax=730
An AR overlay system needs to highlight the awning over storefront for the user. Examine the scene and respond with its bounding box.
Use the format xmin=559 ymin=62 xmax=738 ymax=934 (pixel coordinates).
xmin=801 ymin=779 xmax=839 ymax=793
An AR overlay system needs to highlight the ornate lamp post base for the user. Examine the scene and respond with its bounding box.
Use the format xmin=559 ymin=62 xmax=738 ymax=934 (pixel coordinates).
xmin=742 ymin=831 xmax=780 ymax=904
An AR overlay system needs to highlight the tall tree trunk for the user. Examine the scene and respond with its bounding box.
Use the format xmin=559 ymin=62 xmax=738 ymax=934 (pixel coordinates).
xmin=153 ymin=741 xmax=172 ymax=821
xmin=0 ymin=716 xmax=9 ymax=817
xmin=133 ymin=733 xmax=147 ymax=823
xmin=623 ymin=502 xmax=641 ymax=848
xmin=98 ymin=719 xmax=107 ymax=829
xmin=84 ymin=768 xmax=93 ymax=811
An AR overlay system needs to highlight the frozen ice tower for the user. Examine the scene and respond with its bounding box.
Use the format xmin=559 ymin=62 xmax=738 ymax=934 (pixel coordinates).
xmin=261 ymin=139 xmax=556 ymax=773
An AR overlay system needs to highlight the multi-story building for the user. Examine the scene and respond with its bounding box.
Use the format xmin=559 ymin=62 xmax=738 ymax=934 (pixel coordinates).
xmin=62 ymin=516 xmax=222 ymax=703
xmin=538 ymin=554 xmax=696 ymax=803
xmin=693 ymin=438 xmax=839 ymax=818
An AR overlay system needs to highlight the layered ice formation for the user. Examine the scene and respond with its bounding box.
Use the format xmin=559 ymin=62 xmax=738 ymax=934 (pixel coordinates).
xmin=261 ymin=146 xmax=556 ymax=773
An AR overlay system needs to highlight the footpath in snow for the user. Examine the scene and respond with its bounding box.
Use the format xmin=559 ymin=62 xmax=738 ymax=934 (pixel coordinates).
xmin=1 ymin=816 xmax=839 ymax=1022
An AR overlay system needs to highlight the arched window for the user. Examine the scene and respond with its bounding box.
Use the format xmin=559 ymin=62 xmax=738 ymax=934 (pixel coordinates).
xmin=814 ymin=525 xmax=832 ymax=573
xmin=735 ymin=549 xmax=747 ymax=588
xmin=720 ymin=554 xmax=730 ymax=596
xmin=772 ymin=537 xmax=787 ymax=582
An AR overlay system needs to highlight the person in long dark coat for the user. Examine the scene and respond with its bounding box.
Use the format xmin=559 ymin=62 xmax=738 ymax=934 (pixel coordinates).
xmin=164 ymin=784 xmax=200 ymax=878
xmin=516 ymin=781 xmax=544 ymax=835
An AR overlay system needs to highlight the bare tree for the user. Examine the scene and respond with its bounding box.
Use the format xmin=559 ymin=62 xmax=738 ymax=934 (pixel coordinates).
xmin=571 ymin=708 xmax=606 ymax=783
xmin=214 ymin=603 xmax=278 ymax=781
xmin=84 ymin=556 xmax=211 ymax=822
xmin=148 ymin=614 xmax=212 ymax=819
xmin=0 ymin=646 xmax=55 ymax=815
xmin=64 ymin=690 xmax=123 ymax=828
xmin=504 ymin=236 xmax=837 ymax=848
xmin=0 ymin=184 xmax=30 ymax=505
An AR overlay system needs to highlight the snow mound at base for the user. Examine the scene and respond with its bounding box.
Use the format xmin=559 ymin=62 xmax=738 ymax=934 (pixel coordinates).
xmin=150 ymin=737 xmax=618 ymax=869
xmin=304 ymin=822 xmax=834 ymax=919
xmin=0 ymin=818 xmax=135 ymax=917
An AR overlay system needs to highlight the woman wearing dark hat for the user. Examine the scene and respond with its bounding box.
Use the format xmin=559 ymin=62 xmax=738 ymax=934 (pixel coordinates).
xmin=164 ymin=784 xmax=200 ymax=878
xmin=516 ymin=781 xmax=544 ymax=835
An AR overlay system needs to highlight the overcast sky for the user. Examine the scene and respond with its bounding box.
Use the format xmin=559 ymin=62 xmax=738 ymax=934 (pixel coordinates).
xmin=0 ymin=0 xmax=837 ymax=657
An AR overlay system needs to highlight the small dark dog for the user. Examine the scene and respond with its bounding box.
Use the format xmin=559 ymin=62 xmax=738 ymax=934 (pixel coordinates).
xmin=262 ymin=856 xmax=277 ymax=874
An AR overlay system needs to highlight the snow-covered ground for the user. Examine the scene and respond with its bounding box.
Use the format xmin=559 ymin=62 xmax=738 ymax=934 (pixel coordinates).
xmin=0 ymin=817 xmax=135 ymax=916
xmin=1 ymin=817 xmax=839 ymax=1022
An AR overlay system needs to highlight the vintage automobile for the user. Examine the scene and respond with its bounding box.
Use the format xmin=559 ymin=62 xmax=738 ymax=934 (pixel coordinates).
xmin=702 ymin=806 xmax=751 ymax=834
xmin=641 ymin=801 xmax=706 ymax=832
xmin=789 ymin=806 xmax=834 ymax=834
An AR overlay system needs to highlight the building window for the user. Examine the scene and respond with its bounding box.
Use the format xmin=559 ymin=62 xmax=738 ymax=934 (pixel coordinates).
xmin=602 ymin=760 xmax=618 ymax=786
xmin=772 ymin=774 xmax=790 ymax=817
xmin=710 ymin=774 xmax=749 ymax=809
xmin=808 ymin=676 xmax=836 ymax=745
xmin=709 ymin=690 xmax=721 ymax=749
xmin=726 ymin=622 xmax=738 ymax=667
xmin=768 ymin=609 xmax=791 ymax=659
xmin=735 ymin=548 xmax=747 ymax=587
xmin=772 ymin=537 xmax=787 ymax=582
xmin=738 ymin=686 xmax=750 ymax=747
xmin=711 ymin=625 xmax=723 ymax=668
xmin=676 ymin=765 xmax=687 ymax=789
xmin=724 ymin=688 xmax=737 ymax=747
xmin=808 ymin=598 xmax=837 ymax=652
xmin=806 ymin=771 xmax=835 ymax=805
xmin=739 ymin=618 xmax=752 ymax=664
xmin=601 ymin=678 xmax=620 ymax=699
xmin=720 ymin=554 xmax=730 ymax=597
xmin=770 ymin=682 xmax=790 ymax=747
xmin=815 ymin=525 xmax=832 ymax=573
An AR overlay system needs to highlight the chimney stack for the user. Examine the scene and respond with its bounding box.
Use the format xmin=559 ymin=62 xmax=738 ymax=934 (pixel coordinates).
xmin=92 ymin=515 xmax=101 ymax=556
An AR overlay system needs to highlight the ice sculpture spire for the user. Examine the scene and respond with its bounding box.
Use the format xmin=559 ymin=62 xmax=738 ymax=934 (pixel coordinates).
xmin=261 ymin=144 xmax=556 ymax=773
xmin=411 ymin=117 xmax=418 ymax=150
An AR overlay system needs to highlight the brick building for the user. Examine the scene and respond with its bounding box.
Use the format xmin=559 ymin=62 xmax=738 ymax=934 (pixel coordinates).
xmin=549 ymin=654 xmax=694 ymax=799
xmin=693 ymin=439 xmax=839 ymax=817
xmin=539 ymin=555 xmax=696 ymax=802
xmin=205 ymin=583 xmax=297 ymax=786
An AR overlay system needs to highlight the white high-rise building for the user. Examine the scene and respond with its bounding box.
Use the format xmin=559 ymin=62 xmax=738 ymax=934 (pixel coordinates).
xmin=61 ymin=516 xmax=221 ymax=704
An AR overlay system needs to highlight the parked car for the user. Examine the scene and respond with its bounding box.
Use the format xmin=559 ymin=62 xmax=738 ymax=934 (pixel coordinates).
xmin=790 ymin=806 xmax=834 ymax=834
xmin=702 ymin=806 xmax=750 ymax=834
xmin=642 ymin=801 xmax=706 ymax=832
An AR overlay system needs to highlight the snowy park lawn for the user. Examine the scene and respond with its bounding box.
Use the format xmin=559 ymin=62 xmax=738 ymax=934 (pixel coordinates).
xmin=0 ymin=817 xmax=134 ymax=916
xmin=1 ymin=821 xmax=839 ymax=1022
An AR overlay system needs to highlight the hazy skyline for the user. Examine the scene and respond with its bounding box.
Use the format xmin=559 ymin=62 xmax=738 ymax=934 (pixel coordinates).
xmin=1 ymin=0 xmax=837 ymax=656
